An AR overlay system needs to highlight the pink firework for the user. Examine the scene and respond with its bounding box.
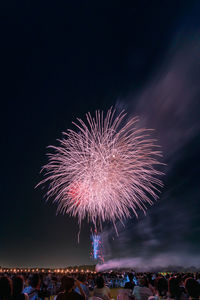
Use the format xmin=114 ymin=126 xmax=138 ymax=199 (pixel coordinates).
xmin=38 ymin=108 xmax=163 ymax=228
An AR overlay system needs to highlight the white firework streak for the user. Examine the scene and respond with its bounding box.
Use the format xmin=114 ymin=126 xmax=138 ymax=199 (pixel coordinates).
xmin=37 ymin=108 xmax=164 ymax=228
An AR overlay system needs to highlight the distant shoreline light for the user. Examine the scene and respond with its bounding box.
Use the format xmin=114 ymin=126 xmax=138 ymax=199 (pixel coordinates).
xmin=0 ymin=266 xmax=96 ymax=273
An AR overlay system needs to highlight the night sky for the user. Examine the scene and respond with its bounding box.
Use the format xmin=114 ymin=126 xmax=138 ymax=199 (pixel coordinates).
xmin=1 ymin=1 xmax=200 ymax=268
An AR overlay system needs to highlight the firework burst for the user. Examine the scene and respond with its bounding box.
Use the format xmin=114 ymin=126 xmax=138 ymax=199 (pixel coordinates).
xmin=37 ymin=108 xmax=163 ymax=228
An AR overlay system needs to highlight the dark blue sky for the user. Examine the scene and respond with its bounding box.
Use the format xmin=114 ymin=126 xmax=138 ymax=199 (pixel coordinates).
xmin=1 ymin=1 xmax=200 ymax=268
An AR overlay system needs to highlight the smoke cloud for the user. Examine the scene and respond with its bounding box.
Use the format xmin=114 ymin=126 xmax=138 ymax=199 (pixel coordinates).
xmin=98 ymin=8 xmax=200 ymax=271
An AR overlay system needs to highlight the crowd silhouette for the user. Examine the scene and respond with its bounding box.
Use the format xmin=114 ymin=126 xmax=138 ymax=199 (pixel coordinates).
xmin=0 ymin=270 xmax=200 ymax=300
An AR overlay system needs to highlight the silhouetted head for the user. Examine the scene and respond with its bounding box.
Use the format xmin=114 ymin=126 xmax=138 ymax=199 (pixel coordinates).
xmin=28 ymin=274 xmax=40 ymax=288
xmin=0 ymin=276 xmax=12 ymax=300
xmin=155 ymin=277 xmax=168 ymax=297
xmin=12 ymin=276 xmax=24 ymax=296
xmin=77 ymin=274 xmax=86 ymax=283
xmin=185 ymin=278 xmax=200 ymax=299
xmin=96 ymin=276 xmax=105 ymax=289
xmin=168 ymin=277 xmax=181 ymax=298
xmin=139 ymin=277 xmax=148 ymax=287
xmin=61 ymin=276 xmax=75 ymax=293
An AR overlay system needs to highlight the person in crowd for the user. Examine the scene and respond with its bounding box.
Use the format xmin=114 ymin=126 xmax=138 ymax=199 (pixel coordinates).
xmin=0 ymin=276 xmax=13 ymax=300
xmin=196 ymin=274 xmax=200 ymax=285
xmin=168 ymin=277 xmax=185 ymax=300
xmin=12 ymin=276 xmax=29 ymax=300
xmin=23 ymin=274 xmax=40 ymax=300
xmin=124 ymin=273 xmax=135 ymax=291
xmin=148 ymin=277 xmax=168 ymax=300
xmin=184 ymin=278 xmax=200 ymax=300
xmin=75 ymin=275 xmax=89 ymax=299
xmin=56 ymin=276 xmax=85 ymax=300
xmin=93 ymin=276 xmax=111 ymax=300
xmin=38 ymin=274 xmax=50 ymax=300
xmin=133 ymin=277 xmax=153 ymax=300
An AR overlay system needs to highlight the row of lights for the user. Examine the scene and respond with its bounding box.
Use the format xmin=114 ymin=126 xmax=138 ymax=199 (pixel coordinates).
xmin=0 ymin=268 xmax=96 ymax=274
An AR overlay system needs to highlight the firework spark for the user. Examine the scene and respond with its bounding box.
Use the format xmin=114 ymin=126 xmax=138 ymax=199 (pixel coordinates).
xmin=37 ymin=108 xmax=163 ymax=228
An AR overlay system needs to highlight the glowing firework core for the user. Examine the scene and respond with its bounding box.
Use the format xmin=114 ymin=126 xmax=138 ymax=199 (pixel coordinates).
xmin=91 ymin=231 xmax=103 ymax=262
xmin=93 ymin=235 xmax=100 ymax=260
xmin=38 ymin=108 xmax=163 ymax=228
